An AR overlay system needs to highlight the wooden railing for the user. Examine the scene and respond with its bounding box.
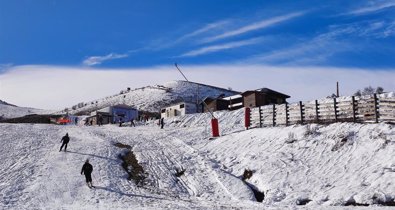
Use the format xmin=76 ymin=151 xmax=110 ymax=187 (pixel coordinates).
xmin=248 ymin=94 xmax=395 ymax=128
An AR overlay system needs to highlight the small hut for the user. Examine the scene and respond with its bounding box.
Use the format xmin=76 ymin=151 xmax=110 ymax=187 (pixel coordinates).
xmin=242 ymin=88 xmax=290 ymax=108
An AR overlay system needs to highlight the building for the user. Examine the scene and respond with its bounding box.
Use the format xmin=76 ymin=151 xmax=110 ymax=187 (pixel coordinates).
xmin=242 ymin=88 xmax=290 ymax=108
xmin=161 ymin=102 xmax=197 ymax=119
xmin=201 ymin=97 xmax=229 ymax=113
xmin=222 ymin=94 xmax=243 ymax=110
xmin=87 ymin=104 xmax=138 ymax=125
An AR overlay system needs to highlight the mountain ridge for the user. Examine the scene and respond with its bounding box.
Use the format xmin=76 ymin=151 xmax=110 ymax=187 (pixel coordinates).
xmin=63 ymin=80 xmax=240 ymax=115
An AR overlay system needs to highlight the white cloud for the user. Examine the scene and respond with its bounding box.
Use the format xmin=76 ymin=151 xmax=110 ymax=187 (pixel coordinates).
xmin=82 ymin=53 xmax=129 ymax=66
xmin=180 ymin=20 xmax=230 ymax=40
xmin=202 ymin=12 xmax=306 ymax=43
xmin=347 ymin=1 xmax=395 ymax=15
xmin=0 ymin=65 xmax=394 ymax=110
xmin=248 ymin=27 xmax=354 ymax=65
xmin=179 ymin=38 xmax=262 ymax=57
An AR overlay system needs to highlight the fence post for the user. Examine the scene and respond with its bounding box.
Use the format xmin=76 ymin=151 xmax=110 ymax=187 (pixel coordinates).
xmin=272 ymin=104 xmax=276 ymax=126
xmin=244 ymin=107 xmax=250 ymax=130
xmin=351 ymin=96 xmax=356 ymax=123
xmin=299 ymin=101 xmax=304 ymax=124
xmin=334 ymin=98 xmax=338 ymax=122
xmin=285 ymin=103 xmax=289 ymax=126
xmin=374 ymin=94 xmax=379 ymax=123
xmin=259 ymin=106 xmax=262 ymax=128
xmin=315 ymin=100 xmax=319 ymax=123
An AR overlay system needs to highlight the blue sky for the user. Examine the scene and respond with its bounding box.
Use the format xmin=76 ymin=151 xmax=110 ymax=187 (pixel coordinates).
xmin=1 ymin=0 xmax=395 ymax=109
xmin=1 ymin=0 xmax=395 ymax=68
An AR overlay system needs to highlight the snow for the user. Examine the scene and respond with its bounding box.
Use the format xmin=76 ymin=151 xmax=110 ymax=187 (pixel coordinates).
xmin=0 ymin=103 xmax=53 ymax=119
xmin=63 ymin=80 xmax=239 ymax=115
xmin=1 ymin=107 xmax=395 ymax=209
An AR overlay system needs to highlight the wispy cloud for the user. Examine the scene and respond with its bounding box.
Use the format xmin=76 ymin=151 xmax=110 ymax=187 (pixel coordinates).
xmin=0 ymin=63 xmax=13 ymax=72
xmin=180 ymin=20 xmax=230 ymax=40
xmin=248 ymin=18 xmax=395 ymax=65
xmin=347 ymin=1 xmax=395 ymax=15
xmin=247 ymin=27 xmax=355 ymax=65
xmin=202 ymin=11 xmax=306 ymax=43
xmin=146 ymin=20 xmax=230 ymax=51
xmin=82 ymin=53 xmax=129 ymax=66
xmin=179 ymin=38 xmax=263 ymax=57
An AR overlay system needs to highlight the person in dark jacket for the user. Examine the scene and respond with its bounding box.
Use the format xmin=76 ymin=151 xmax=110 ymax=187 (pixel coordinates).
xmin=81 ymin=159 xmax=94 ymax=188
xmin=160 ymin=118 xmax=164 ymax=129
xmin=130 ymin=118 xmax=135 ymax=127
xmin=59 ymin=133 xmax=70 ymax=152
xmin=98 ymin=115 xmax=103 ymax=126
xmin=119 ymin=117 xmax=123 ymax=127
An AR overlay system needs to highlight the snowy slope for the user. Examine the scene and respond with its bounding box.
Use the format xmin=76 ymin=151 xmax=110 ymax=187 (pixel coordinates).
xmin=0 ymin=103 xmax=53 ymax=119
xmin=1 ymin=107 xmax=395 ymax=209
xmin=64 ymin=80 xmax=240 ymax=114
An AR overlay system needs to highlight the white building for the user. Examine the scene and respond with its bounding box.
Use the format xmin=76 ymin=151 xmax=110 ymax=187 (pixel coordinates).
xmin=160 ymin=102 xmax=197 ymax=119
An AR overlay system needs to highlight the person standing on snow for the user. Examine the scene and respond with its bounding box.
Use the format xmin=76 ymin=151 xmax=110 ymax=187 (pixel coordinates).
xmin=59 ymin=133 xmax=70 ymax=152
xmin=130 ymin=118 xmax=135 ymax=127
xmin=98 ymin=115 xmax=103 ymax=126
xmin=160 ymin=117 xmax=164 ymax=129
xmin=119 ymin=117 xmax=123 ymax=127
xmin=81 ymin=159 xmax=94 ymax=188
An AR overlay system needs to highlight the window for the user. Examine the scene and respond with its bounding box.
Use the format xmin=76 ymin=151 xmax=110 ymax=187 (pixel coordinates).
xmin=161 ymin=109 xmax=166 ymax=113
xmin=180 ymin=104 xmax=185 ymax=108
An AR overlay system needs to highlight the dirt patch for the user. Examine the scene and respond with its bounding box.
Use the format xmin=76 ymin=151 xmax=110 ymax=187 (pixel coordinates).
xmin=114 ymin=143 xmax=146 ymax=186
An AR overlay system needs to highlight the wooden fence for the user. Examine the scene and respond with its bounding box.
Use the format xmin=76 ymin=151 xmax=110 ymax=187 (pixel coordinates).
xmin=248 ymin=94 xmax=395 ymax=128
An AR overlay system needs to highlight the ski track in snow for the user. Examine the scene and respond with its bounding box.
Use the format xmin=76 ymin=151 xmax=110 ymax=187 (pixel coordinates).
xmin=1 ymin=109 xmax=395 ymax=209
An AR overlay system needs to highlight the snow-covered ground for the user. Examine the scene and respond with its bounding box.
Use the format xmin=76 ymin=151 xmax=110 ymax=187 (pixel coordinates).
xmin=63 ymin=80 xmax=239 ymax=115
xmin=0 ymin=103 xmax=54 ymax=119
xmin=1 ymin=109 xmax=395 ymax=209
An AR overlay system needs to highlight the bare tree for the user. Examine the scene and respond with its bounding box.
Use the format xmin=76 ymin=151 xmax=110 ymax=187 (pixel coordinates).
xmin=354 ymin=86 xmax=384 ymax=96
xmin=354 ymin=90 xmax=362 ymax=96
xmin=362 ymin=86 xmax=374 ymax=95
xmin=376 ymin=86 xmax=384 ymax=94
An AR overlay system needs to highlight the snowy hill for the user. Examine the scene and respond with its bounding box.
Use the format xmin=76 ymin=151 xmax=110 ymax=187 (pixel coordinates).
xmin=64 ymin=80 xmax=240 ymax=115
xmin=1 ymin=107 xmax=395 ymax=209
xmin=0 ymin=100 xmax=53 ymax=119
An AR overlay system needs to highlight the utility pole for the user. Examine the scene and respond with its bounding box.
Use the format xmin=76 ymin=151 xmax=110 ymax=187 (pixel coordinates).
xmin=174 ymin=63 xmax=219 ymax=137
xmin=336 ymin=81 xmax=339 ymax=97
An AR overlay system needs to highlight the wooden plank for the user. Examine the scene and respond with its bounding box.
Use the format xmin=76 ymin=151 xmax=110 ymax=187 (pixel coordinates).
xmin=379 ymin=98 xmax=395 ymax=103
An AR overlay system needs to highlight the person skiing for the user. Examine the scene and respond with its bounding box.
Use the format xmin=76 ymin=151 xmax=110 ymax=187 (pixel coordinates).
xmin=130 ymin=118 xmax=135 ymax=127
xmin=160 ymin=117 xmax=164 ymax=129
xmin=119 ymin=117 xmax=123 ymax=127
xmin=81 ymin=159 xmax=94 ymax=188
xmin=98 ymin=115 xmax=103 ymax=126
xmin=59 ymin=133 xmax=70 ymax=152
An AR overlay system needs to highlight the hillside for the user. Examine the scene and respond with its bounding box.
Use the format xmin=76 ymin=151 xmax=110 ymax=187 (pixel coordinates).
xmin=0 ymin=102 xmax=53 ymax=119
xmin=64 ymin=80 xmax=240 ymax=115
xmin=1 ymin=107 xmax=394 ymax=209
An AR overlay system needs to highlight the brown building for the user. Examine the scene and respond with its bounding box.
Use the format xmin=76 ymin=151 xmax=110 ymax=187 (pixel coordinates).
xmin=242 ymin=88 xmax=290 ymax=108
xmin=201 ymin=97 xmax=230 ymax=112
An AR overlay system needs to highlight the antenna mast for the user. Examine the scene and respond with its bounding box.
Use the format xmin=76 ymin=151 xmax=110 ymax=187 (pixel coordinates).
xmin=174 ymin=63 xmax=215 ymax=119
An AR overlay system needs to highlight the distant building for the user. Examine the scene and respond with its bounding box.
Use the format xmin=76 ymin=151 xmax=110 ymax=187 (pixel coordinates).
xmin=222 ymin=94 xmax=243 ymax=110
xmin=201 ymin=97 xmax=230 ymax=113
xmin=160 ymin=102 xmax=197 ymax=119
xmin=87 ymin=104 xmax=138 ymax=125
xmin=242 ymin=88 xmax=290 ymax=108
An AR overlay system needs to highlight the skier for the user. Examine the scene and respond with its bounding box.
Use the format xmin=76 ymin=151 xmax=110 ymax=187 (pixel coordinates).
xmin=160 ymin=118 xmax=164 ymax=129
xmin=130 ymin=118 xmax=135 ymax=127
xmin=59 ymin=133 xmax=70 ymax=152
xmin=119 ymin=117 xmax=123 ymax=127
xmin=98 ymin=115 xmax=103 ymax=126
xmin=81 ymin=159 xmax=94 ymax=188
